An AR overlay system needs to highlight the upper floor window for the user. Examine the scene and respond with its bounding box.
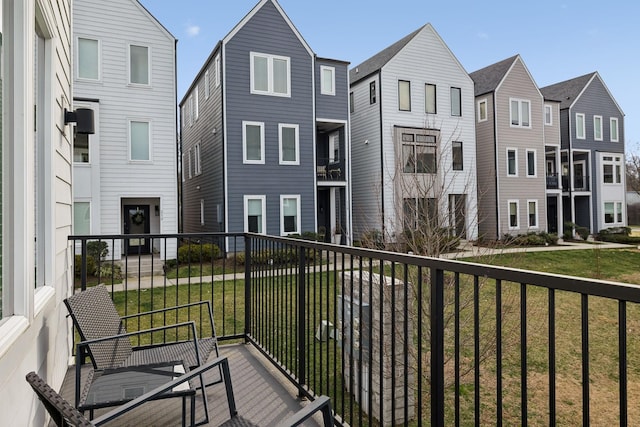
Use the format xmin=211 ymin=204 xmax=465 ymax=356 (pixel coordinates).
xmin=576 ymin=113 xmax=586 ymax=139
xmin=281 ymin=195 xmax=301 ymax=235
xmin=452 ymin=141 xmax=463 ymax=171
xmin=129 ymin=120 xmax=150 ymax=161
xmin=194 ymin=142 xmax=202 ymax=175
xmin=215 ymin=54 xmax=221 ymax=87
xmin=320 ymin=66 xmax=335 ymax=96
xmin=510 ymin=98 xmax=530 ymax=128
xmin=602 ymin=156 xmax=622 ymax=184
xmin=402 ymin=133 xmax=437 ymax=174
xmin=329 ymin=132 xmax=340 ymax=163
xmin=187 ymin=95 xmax=193 ymax=126
xmin=544 ymin=104 xmax=553 ymax=125
xmin=250 ymin=52 xmax=290 ymax=97
xmin=450 ymin=87 xmax=461 ymax=116
xmin=526 ymin=149 xmax=536 ymax=177
xmin=425 ymin=83 xmax=436 ymax=114
xmin=507 ymin=148 xmax=517 ymax=176
xmin=610 ymin=117 xmax=619 ymax=142
xmin=77 ymin=37 xmax=99 ymax=80
xmin=398 ymin=80 xmax=411 ymax=111
xmin=349 ymin=92 xmax=355 ymax=113
xmin=279 ymin=124 xmax=299 ymax=165
xmin=477 ymin=99 xmax=487 ymax=122
xmin=594 ymin=115 xmax=603 ymax=141
xmin=129 ymin=44 xmax=150 ymax=85
xmin=193 ymin=87 xmax=199 ymax=122
xmin=370 ymin=81 xmax=376 ymax=104
xmin=243 ymin=121 xmax=265 ymax=164
xmin=188 ymin=148 xmax=193 ymax=179
xmin=204 ymin=70 xmax=210 ymax=99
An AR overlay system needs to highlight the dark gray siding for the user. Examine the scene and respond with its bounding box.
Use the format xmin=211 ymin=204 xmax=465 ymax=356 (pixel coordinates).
xmin=225 ymin=1 xmax=315 ymax=236
xmin=315 ymin=59 xmax=349 ymax=121
xmin=559 ymin=108 xmax=570 ymax=150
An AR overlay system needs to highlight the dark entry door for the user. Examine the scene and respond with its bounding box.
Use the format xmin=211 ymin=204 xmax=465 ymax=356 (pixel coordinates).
xmin=124 ymin=205 xmax=150 ymax=255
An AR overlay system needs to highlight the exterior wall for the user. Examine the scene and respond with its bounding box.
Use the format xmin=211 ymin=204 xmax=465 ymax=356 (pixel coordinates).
xmin=315 ymin=58 xmax=350 ymax=121
xmin=224 ymin=1 xmax=316 ymax=237
xmin=493 ymin=59 xmax=546 ymax=237
xmin=475 ymin=94 xmax=498 ymax=239
xmin=378 ymin=26 xmax=478 ymax=240
xmin=0 ymin=0 xmax=74 ymax=425
xmin=73 ymin=0 xmax=178 ymax=258
xmin=544 ymin=101 xmax=562 ymax=147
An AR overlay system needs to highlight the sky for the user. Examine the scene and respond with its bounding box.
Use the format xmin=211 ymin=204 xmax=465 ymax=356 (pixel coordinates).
xmin=139 ymin=0 xmax=640 ymax=153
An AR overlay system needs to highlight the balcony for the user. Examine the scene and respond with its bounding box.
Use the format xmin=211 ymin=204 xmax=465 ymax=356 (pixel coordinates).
xmin=546 ymin=173 xmax=559 ymax=189
xmin=65 ymin=233 xmax=640 ymax=426
xmin=317 ymin=158 xmax=345 ymax=182
xmin=561 ymin=175 xmax=590 ymax=192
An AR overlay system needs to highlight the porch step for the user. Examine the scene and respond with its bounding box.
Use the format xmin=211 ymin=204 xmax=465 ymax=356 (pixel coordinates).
xmin=117 ymin=255 xmax=165 ymax=277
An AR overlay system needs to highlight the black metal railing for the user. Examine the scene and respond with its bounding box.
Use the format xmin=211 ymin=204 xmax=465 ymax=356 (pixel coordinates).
xmin=70 ymin=233 xmax=640 ymax=426
xmin=317 ymin=158 xmax=344 ymax=181
xmin=561 ymin=175 xmax=590 ymax=192
xmin=546 ymin=173 xmax=559 ymax=189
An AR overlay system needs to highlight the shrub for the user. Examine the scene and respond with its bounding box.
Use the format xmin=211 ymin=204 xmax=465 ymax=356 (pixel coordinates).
xmin=563 ymin=222 xmax=575 ymax=240
xmin=500 ymin=231 xmax=557 ymax=247
xmin=87 ymin=240 xmax=109 ymax=260
xmin=597 ymin=226 xmax=631 ymax=237
xmin=177 ymin=243 xmax=221 ymax=264
xmin=596 ymin=233 xmax=640 ymax=244
xmin=575 ymin=226 xmax=590 ymax=241
xmin=164 ymin=259 xmax=178 ymax=269
xmin=361 ymin=230 xmax=385 ymax=250
xmin=96 ymin=263 xmax=123 ymax=281
xmin=74 ymin=254 xmax=96 ymax=278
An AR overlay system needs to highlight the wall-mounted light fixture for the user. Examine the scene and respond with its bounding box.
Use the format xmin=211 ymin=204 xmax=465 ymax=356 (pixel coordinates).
xmin=64 ymin=108 xmax=95 ymax=134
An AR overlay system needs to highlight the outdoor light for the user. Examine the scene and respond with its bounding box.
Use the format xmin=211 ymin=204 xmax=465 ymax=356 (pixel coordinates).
xmin=64 ymin=108 xmax=95 ymax=134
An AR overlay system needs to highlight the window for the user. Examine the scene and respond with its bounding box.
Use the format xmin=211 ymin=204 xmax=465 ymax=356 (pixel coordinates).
xmin=73 ymin=202 xmax=91 ymax=234
xmin=204 ymin=70 xmax=210 ymax=99
xmin=477 ymin=98 xmax=487 ymax=122
xmin=187 ymin=148 xmax=192 ymax=179
xmin=243 ymin=121 xmax=265 ymax=164
xmin=594 ymin=115 xmax=603 ymax=141
xmin=194 ymin=142 xmax=201 ymax=175
xmin=244 ymin=196 xmax=266 ymax=233
xmin=425 ymin=84 xmax=436 ymax=114
xmin=510 ymin=98 xmax=531 ymax=127
xmin=187 ymin=95 xmax=193 ymax=126
xmin=450 ymin=87 xmax=461 ymax=116
xmin=200 ymin=200 xmax=205 ymax=225
xmin=349 ymin=92 xmax=354 ymax=113
xmin=130 ymin=121 xmax=150 ymax=161
xmin=544 ymin=104 xmax=553 ymax=125
xmin=193 ymin=87 xmax=199 ymax=121
xmin=602 ymin=156 xmax=622 ymax=184
xmin=329 ymin=132 xmax=340 ymax=163
xmin=215 ymin=55 xmax=221 ymax=87
xmin=250 ymin=52 xmax=290 ymax=96
xmin=452 ymin=141 xmax=463 ymax=171
xmin=281 ymin=195 xmax=301 ymax=235
xmin=617 ymin=202 xmax=623 ymax=223
xmin=181 ymin=154 xmax=185 ymax=182
xmin=403 ymin=198 xmax=438 ymax=232
xmin=320 ymin=66 xmax=335 ymax=95
xmin=604 ymin=202 xmax=623 ymax=224
xmin=526 ymin=149 xmax=536 ymax=177
xmin=74 ymin=131 xmax=90 ymax=163
xmin=507 ymin=148 xmax=517 ymax=176
xmin=279 ymin=124 xmax=299 ymax=165
xmin=77 ymin=37 xmax=99 ymax=80
xmin=370 ymin=81 xmax=376 ymax=104
xmin=610 ymin=117 xmax=619 ymax=142
xmin=508 ymin=201 xmax=519 ymax=229
xmin=576 ymin=113 xmax=585 ymax=139
xmin=527 ymin=200 xmax=538 ymax=228
xmin=129 ymin=44 xmax=149 ymax=85
xmin=398 ymin=80 xmax=411 ymax=111
xmin=402 ymin=133 xmax=437 ymax=174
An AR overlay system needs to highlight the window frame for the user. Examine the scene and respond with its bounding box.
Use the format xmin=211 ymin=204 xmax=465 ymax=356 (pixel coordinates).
xmin=279 ymin=123 xmax=300 ymax=165
xmin=477 ymin=98 xmax=487 ymax=122
xmin=215 ymin=55 xmax=221 ymax=88
xmin=204 ymin=70 xmax=210 ymax=100
xmin=526 ymin=149 xmax=537 ymax=177
xmin=73 ymin=130 xmax=91 ymax=164
xmin=76 ymin=36 xmax=100 ymax=81
xmin=242 ymin=121 xmax=265 ymax=164
xmin=610 ymin=117 xmax=619 ymax=142
xmin=507 ymin=148 xmax=518 ymax=176
xmin=527 ymin=200 xmax=538 ymax=229
xmin=194 ymin=142 xmax=202 ymax=175
xmin=593 ymin=115 xmax=603 ymax=141
xmin=603 ymin=201 xmax=624 ymax=225
xmin=244 ymin=195 xmax=267 ymax=234
xmin=508 ymin=200 xmax=519 ymax=230
xmin=544 ymin=104 xmax=553 ymax=126
xmin=425 ymin=83 xmax=437 ymax=114
xmin=73 ymin=201 xmax=91 ymax=235
xmin=188 ymin=147 xmax=193 ymax=179
xmin=576 ymin=113 xmax=586 ymax=139
xmin=320 ymin=65 xmax=335 ymax=96
xmin=193 ymin=86 xmax=199 ymax=122
xmin=250 ymin=52 xmax=291 ymax=97
xmin=200 ymin=200 xmax=205 ymax=226
xmin=369 ymin=81 xmax=376 ymax=104
xmin=452 ymin=141 xmax=463 ymax=171
xmin=510 ymin=98 xmax=531 ymax=128
xmin=280 ymin=195 xmax=301 ymax=236
xmin=349 ymin=92 xmax=354 ymax=113
xmin=128 ymin=120 xmax=151 ymax=162
xmin=450 ymin=87 xmax=462 ymax=117
xmin=398 ymin=80 xmax=411 ymax=111
xmin=128 ymin=43 xmax=150 ymax=86
xmin=401 ymin=132 xmax=437 ymax=174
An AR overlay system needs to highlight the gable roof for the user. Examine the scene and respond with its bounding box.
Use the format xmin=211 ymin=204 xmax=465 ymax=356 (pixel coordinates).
xmin=539 ymin=72 xmax=597 ymax=109
xmin=132 ymin=0 xmax=176 ymax=41
xmin=469 ymin=55 xmax=519 ymax=97
xmin=349 ymin=25 xmax=425 ymax=85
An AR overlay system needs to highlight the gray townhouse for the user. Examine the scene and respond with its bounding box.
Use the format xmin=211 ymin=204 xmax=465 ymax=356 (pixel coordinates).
xmin=540 ymin=72 xmax=626 ymax=235
xmin=179 ymin=0 xmax=351 ymax=248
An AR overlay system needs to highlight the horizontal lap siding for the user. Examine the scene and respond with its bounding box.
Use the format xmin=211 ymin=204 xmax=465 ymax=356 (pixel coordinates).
xmin=476 ymin=94 xmax=498 ymax=239
xmin=225 ymin=1 xmax=315 ymax=236
xmin=316 ymin=59 xmax=349 ymax=121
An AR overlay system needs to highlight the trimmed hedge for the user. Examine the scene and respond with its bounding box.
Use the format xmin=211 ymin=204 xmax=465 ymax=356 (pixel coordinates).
xmin=177 ymin=243 xmax=221 ymax=264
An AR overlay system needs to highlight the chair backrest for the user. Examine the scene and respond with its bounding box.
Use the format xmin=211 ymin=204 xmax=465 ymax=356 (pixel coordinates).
xmin=64 ymin=285 xmax=132 ymax=370
xmin=26 ymin=372 xmax=94 ymax=427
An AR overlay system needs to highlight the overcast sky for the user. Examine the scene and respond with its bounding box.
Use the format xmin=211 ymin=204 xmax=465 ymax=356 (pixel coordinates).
xmin=140 ymin=0 xmax=640 ymax=153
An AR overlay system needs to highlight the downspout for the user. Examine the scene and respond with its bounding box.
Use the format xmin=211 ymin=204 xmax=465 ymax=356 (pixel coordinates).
xmin=174 ymin=38 xmax=181 ymax=233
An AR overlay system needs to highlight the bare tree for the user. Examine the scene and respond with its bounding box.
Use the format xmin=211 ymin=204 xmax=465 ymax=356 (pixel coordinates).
xmin=627 ymin=151 xmax=640 ymax=195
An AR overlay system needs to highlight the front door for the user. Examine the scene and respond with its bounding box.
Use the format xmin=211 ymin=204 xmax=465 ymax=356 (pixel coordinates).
xmin=124 ymin=205 xmax=150 ymax=255
xmin=449 ymin=194 xmax=467 ymax=238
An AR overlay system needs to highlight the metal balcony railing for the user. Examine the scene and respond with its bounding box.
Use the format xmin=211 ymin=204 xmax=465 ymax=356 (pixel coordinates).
xmin=317 ymin=158 xmax=344 ymax=181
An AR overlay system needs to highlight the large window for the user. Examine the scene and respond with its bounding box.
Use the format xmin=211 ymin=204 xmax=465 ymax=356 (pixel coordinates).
xmin=452 ymin=141 xmax=463 ymax=171
xmin=250 ymin=52 xmax=290 ymax=97
xmin=527 ymin=200 xmax=538 ymax=228
xmin=526 ymin=149 xmax=536 ymax=177
xmin=594 ymin=115 xmax=603 ymax=141
xmin=510 ymin=98 xmax=531 ymax=127
xmin=281 ymin=195 xmax=301 ymax=235
xmin=425 ymin=83 xmax=436 ymax=114
xmin=508 ymin=201 xmax=519 ymax=229
xmin=244 ymin=196 xmax=266 ymax=233
xmin=477 ymin=99 xmax=487 ymax=122
xmin=77 ymin=37 xmax=99 ymax=80
xmin=129 ymin=44 xmax=149 ymax=85
xmin=507 ymin=148 xmax=517 ymax=176
xmin=403 ymin=197 xmax=438 ymax=232
xmin=576 ymin=113 xmax=585 ymax=139
xmin=398 ymin=80 xmax=411 ymax=111
xmin=279 ymin=124 xmax=299 ymax=165
xmin=320 ymin=66 xmax=335 ymax=96
xmin=602 ymin=156 xmax=622 ymax=184
xmin=450 ymin=87 xmax=461 ymax=116
xmin=129 ymin=121 xmax=150 ymax=161
xmin=604 ymin=202 xmax=624 ymax=224
xmin=610 ymin=117 xmax=619 ymax=142
xmin=73 ymin=202 xmax=91 ymax=234
xmin=243 ymin=121 xmax=265 ymax=164
xmin=402 ymin=133 xmax=437 ymax=174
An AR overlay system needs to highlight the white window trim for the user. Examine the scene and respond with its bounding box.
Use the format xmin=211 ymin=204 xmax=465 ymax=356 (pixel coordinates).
xmin=576 ymin=113 xmax=586 ymax=139
xmin=506 ymin=148 xmax=518 ymax=177
xmin=508 ymin=200 xmax=520 ymax=230
xmin=200 ymin=200 xmax=205 ymax=225
xmin=188 ymin=148 xmax=193 ymax=179
xmin=610 ymin=117 xmax=619 ymax=142
xmin=193 ymin=87 xmax=199 ymax=122
xmin=320 ymin=65 xmax=335 ymax=96
xmin=243 ymin=121 xmax=265 ymax=164
xmin=128 ymin=119 xmax=152 ymax=162
xmin=527 ymin=199 xmax=539 ymax=229
xmin=128 ymin=43 xmax=151 ymax=86
xmin=593 ymin=115 xmax=603 ymax=141
xmin=204 ymin=70 xmax=210 ymax=99
xmin=477 ymin=98 xmax=488 ymax=122
xmin=181 ymin=153 xmax=185 ymax=182
xmin=244 ymin=195 xmax=267 ymax=234
xmin=188 ymin=95 xmax=193 ymax=127
xmin=398 ymin=80 xmax=411 ymax=111
xmin=215 ymin=54 xmax=221 ymax=88
xmin=279 ymin=123 xmax=300 ymax=165
xmin=194 ymin=142 xmax=202 ymax=175
xmin=73 ymin=201 xmax=92 ymax=235
xmin=76 ymin=36 xmax=101 ymax=81
xmin=603 ymin=201 xmax=624 ymax=225
xmin=250 ymin=52 xmax=291 ymax=97
xmin=425 ymin=83 xmax=437 ymax=114
xmin=509 ymin=98 xmax=531 ymax=128
xmin=280 ymin=195 xmax=301 ymax=236
xmin=544 ymin=104 xmax=553 ymax=126
xmin=526 ymin=149 xmax=537 ymax=178
xmin=450 ymin=87 xmax=462 ymax=117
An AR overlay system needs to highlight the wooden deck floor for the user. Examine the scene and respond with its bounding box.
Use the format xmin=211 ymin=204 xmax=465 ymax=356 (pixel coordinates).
xmin=56 ymin=344 xmax=323 ymax=426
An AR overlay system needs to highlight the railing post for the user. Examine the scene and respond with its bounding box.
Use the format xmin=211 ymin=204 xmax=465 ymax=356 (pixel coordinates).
xmin=297 ymin=244 xmax=306 ymax=397
xmin=244 ymin=234 xmax=252 ymax=344
xmin=80 ymin=238 xmax=88 ymax=291
xmin=430 ymin=267 xmax=445 ymax=427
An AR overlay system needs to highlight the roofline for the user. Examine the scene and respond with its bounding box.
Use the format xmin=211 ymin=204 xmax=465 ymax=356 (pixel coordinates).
xmin=316 ymin=56 xmax=350 ymax=66
xmin=133 ymin=0 xmax=176 ymax=41
xmin=569 ymin=72 xmax=625 ymax=116
xmin=494 ymin=55 xmax=544 ymax=101
xmin=179 ymin=41 xmax=222 ymax=106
